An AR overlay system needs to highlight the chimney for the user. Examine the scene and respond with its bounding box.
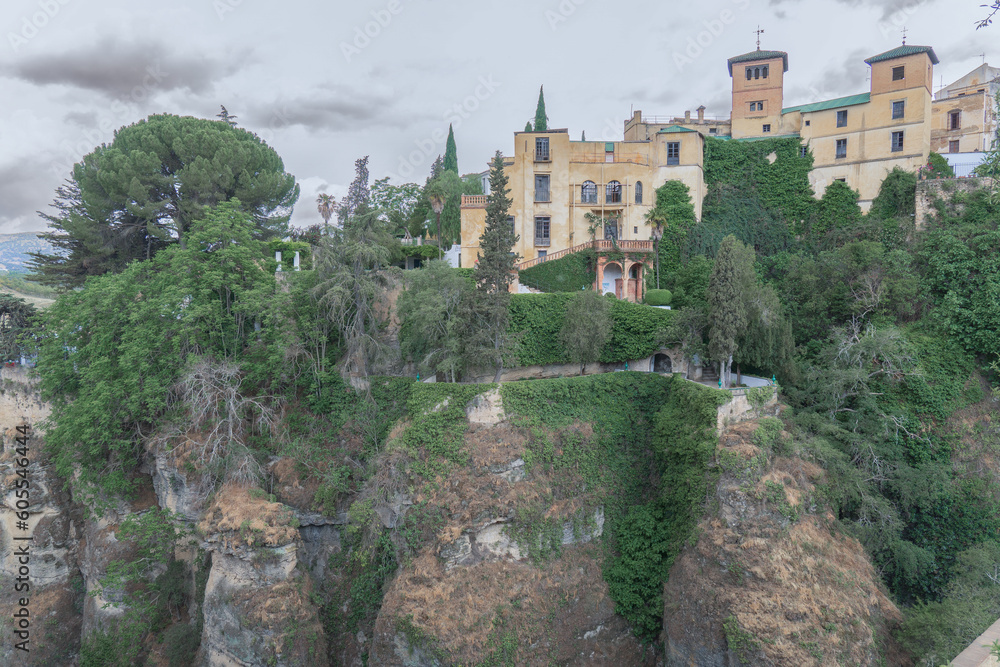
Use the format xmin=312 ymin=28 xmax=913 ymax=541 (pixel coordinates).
xmin=684 ymin=110 xmax=691 ymax=121
xmin=697 ymin=105 xmax=706 ymax=121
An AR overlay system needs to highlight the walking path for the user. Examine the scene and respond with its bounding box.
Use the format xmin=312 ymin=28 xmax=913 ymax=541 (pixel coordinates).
xmin=952 ymin=617 xmax=1000 ymax=667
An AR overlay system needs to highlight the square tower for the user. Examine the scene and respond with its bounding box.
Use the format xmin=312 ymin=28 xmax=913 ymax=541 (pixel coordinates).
xmin=728 ymin=49 xmax=788 ymax=139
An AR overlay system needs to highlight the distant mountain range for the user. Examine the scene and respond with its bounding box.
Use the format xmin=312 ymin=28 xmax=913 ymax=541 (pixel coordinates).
xmin=0 ymin=232 xmax=52 ymax=273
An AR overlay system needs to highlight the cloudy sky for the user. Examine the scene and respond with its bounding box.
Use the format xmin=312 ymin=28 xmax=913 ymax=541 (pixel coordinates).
xmin=0 ymin=0 xmax=995 ymax=234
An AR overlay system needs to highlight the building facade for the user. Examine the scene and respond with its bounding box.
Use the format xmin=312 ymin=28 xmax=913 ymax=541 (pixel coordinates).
xmin=930 ymin=63 xmax=999 ymax=162
xmin=462 ymin=42 xmax=994 ymax=276
xmin=461 ymin=127 xmax=703 ymax=274
xmin=626 ymin=44 xmax=940 ymax=208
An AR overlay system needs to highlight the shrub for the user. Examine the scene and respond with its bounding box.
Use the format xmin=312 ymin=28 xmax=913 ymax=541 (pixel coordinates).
xmin=645 ymin=289 xmax=672 ymax=306
xmin=163 ymin=623 xmax=201 ymax=667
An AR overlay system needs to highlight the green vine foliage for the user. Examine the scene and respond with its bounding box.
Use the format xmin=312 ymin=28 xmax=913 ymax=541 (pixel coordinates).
xmin=603 ymin=377 xmax=729 ymax=642
xmin=703 ymin=136 xmax=816 ymax=231
xmin=508 ymin=294 xmax=674 ymax=367
xmin=399 ymin=382 xmax=495 ymax=478
xmin=518 ymin=249 xmax=597 ymax=293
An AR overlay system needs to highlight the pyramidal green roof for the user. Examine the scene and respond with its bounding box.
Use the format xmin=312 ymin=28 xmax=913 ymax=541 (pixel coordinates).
xmin=864 ymin=44 xmax=939 ymax=66
xmin=727 ymin=49 xmax=789 ymax=75
xmin=782 ymin=92 xmax=871 ymax=115
xmin=656 ymin=125 xmax=698 ymax=134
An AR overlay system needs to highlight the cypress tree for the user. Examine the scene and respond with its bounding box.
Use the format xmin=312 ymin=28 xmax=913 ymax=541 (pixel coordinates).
xmin=534 ymin=86 xmax=548 ymax=132
xmin=471 ymin=151 xmax=520 ymax=381
xmin=443 ymin=124 xmax=459 ymax=174
xmin=524 ymin=121 xmax=533 ymax=132
xmin=707 ymin=235 xmax=754 ymax=387
xmin=581 ymin=130 xmax=586 ymax=141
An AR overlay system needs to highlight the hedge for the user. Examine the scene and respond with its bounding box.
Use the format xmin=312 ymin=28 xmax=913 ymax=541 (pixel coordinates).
xmin=509 ymin=293 xmax=674 ymax=366
xmin=518 ymin=249 xmax=597 ymax=293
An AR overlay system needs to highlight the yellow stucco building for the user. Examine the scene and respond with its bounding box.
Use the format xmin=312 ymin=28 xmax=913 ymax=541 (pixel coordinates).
xmin=460 ymin=128 xmax=702 ymax=275
xmin=462 ymin=42 xmax=994 ymax=274
xmin=627 ymin=43 xmax=940 ymax=209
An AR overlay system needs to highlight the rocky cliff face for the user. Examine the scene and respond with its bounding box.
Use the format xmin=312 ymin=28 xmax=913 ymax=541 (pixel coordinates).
xmin=663 ymin=420 xmax=910 ymax=667
xmin=0 ymin=367 xmax=83 ymax=665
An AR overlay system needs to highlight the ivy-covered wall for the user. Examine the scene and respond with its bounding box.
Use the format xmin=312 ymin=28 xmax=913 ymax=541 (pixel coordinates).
xmin=518 ymin=249 xmax=597 ymax=293
xmin=509 ymin=293 xmax=673 ymax=366
xmin=703 ymin=136 xmax=815 ymax=230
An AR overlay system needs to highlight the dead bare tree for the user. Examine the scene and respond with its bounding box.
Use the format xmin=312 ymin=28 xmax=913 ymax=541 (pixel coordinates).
xmin=161 ymin=357 xmax=276 ymax=493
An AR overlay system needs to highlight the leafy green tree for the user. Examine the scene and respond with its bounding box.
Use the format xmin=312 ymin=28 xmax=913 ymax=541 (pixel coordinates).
xmin=559 ymin=290 xmax=612 ymax=374
xmin=313 ymin=209 xmax=400 ymax=385
xmin=470 ymin=151 xmax=519 ymax=382
xmin=397 ymin=261 xmax=472 ymax=381
xmin=814 ymin=179 xmax=862 ymax=239
xmin=338 ymin=156 xmax=371 ymax=225
xmin=688 ymin=185 xmax=791 ymax=258
xmin=37 ymin=201 xmax=278 ymax=504
xmin=646 ymin=181 xmax=697 ymax=288
xmin=0 ymin=294 xmax=38 ymax=362
xmin=371 ymin=178 xmax=421 ymax=236
xmin=869 ymin=167 xmax=917 ymax=221
xmin=534 ymin=85 xmax=548 ymax=131
xmin=974 ymin=92 xmax=1000 ymax=191
xmin=524 ymin=121 xmax=533 ymax=132
xmin=667 ymin=254 xmax=714 ymax=310
xmin=926 ymin=151 xmax=955 ymax=179
xmin=707 ymin=235 xmax=755 ymax=387
xmin=443 ymin=124 xmax=458 ymax=174
xmin=734 ymin=284 xmax=794 ymax=383
xmin=29 ymin=114 xmax=299 ymax=289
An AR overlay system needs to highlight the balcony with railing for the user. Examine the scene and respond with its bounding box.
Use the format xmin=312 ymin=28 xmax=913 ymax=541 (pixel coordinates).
xmin=461 ymin=195 xmax=489 ymax=208
xmin=570 ymin=153 xmax=650 ymax=166
xmin=516 ymin=239 xmax=654 ymax=270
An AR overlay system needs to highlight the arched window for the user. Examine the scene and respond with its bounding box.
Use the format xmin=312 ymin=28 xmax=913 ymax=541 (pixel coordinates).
xmin=762 ymin=65 xmax=769 ymax=78
xmin=746 ymin=67 xmax=752 ymax=81
xmin=581 ymin=180 xmax=597 ymax=203
xmin=635 ymin=181 xmax=643 ymax=204
xmin=754 ymin=67 xmax=760 ymax=79
xmin=606 ymin=180 xmax=622 ymax=204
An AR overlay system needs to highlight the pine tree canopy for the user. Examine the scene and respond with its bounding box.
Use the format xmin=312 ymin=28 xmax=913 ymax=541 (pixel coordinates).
xmin=28 ymin=113 xmax=299 ymax=289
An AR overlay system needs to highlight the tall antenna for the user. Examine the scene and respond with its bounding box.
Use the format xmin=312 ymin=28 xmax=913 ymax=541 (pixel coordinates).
xmin=755 ymin=25 xmax=765 ymax=50
xmin=979 ymin=52 xmax=987 ymax=66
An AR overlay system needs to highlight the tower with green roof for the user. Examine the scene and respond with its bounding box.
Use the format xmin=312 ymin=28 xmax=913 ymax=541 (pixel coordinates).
xmin=727 ymin=47 xmax=789 ymax=139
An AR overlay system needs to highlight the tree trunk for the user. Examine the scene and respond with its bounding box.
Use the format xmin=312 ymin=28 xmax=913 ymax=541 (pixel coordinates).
xmin=654 ymin=238 xmax=661 ymax=289
xmin=493 ymin=364 xmax=503 ymax=383
xmin=736 ymin=362 xmax=742 ymax=387
xmin=436 ymin=211 xmax=443 ymax=261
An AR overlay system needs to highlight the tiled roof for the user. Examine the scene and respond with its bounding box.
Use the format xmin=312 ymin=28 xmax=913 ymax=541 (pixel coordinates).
xmin=864 ymin=44 xmax=939 ymax=65
xmin=727 ymin=49 xmax=789 ymax=75
xmin=656 ymin=125 xmax=698 ymax=134
xmin=782 ymin=92 xmax=871 ymax=114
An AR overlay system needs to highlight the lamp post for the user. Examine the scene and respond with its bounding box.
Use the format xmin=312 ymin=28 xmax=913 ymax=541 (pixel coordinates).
xmin=429 ymin=194 xmax=446 ymax=261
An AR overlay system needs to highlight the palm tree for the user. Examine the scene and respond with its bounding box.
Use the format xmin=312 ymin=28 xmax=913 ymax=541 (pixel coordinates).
xmin=317 ymin=193 xmax=336 ymax=233
xmin=646 ymin=210 xmax=666 ymax=289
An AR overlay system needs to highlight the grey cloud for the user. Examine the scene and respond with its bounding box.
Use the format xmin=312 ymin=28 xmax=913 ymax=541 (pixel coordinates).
xmin=0 ymin=161 xmax=58 ymax=233
xmin=63 ymin=111 xmax=99 ymax=127
xmin=4 ymin=37 xmax=249 ymax=98
xmin=244 ymin=84 xmax=433 ymax=134
xmin=785 ymin=48 xmax=870 ymax=106
xmin=770 ymin=0 xmax=933 ymax=20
